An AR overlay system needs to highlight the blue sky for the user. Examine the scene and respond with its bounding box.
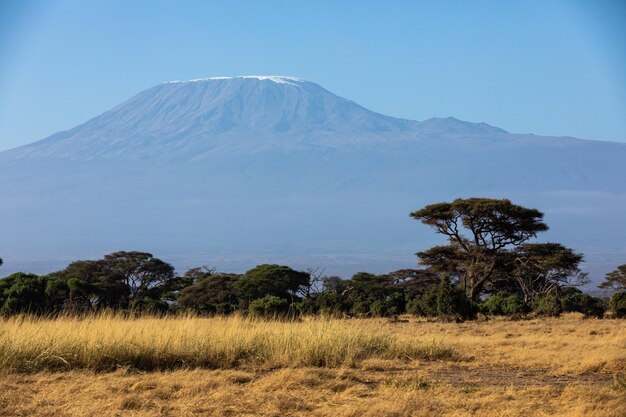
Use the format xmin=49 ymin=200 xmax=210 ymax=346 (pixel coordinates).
xmin=0 ymin=0 xmax=625 ymax=151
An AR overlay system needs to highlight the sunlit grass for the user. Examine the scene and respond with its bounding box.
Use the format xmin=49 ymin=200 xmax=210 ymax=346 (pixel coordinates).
xmin=0 ymin=314 xmax=455 ymax=372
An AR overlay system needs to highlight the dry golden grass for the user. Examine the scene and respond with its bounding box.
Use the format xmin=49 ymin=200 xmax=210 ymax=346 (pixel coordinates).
xmin=0 ymin=313 xmax=624 ymax=416
xmin=0 ymin=314 xmax=453 ymax=372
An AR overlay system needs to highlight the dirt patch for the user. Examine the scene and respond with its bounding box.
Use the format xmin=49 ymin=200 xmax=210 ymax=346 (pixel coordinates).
xmin=382 ymin=362 xmax=616 ymax=389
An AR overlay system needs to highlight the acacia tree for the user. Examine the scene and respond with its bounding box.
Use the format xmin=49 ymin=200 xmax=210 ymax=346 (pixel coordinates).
xmin=512 ymin=243 xmax=588 ymax=303
xmin=100 ymin=251 xmax=176 ymax=304
xmin=236 ymin=264 xmax=310 ymax=304
xmin=48 ymin=252 xmax=177 ymax=310
xmin=599 ymin=264 xmax=626 ymax=292
xmin=411 ymin=198 xmax=548 ymax=301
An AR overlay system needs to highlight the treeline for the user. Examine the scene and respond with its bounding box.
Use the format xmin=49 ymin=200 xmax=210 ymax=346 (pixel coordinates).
xmin=1 ymin=198 xmax=625 ymax=319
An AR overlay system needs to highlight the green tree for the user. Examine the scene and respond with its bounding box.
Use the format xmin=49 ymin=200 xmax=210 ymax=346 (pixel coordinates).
xmin=599 ymin=264 xmax=626 ymax=292
xmin=101 ymin=251 xmax=177 ymax=303
xmin=48 ymin=252 xmax=177 ymax=310
xmin=411 ymin=198 xmax=548 ymax=301
xmin=0 ymin=273 xmax=48 ymax=315
xmin=236 ymin=264 xmax=310 ymax=304
xmin=177 ymin=273 xmax=240 ymax=314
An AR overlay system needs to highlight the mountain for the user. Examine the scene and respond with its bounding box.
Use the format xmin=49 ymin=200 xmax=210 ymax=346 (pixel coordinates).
xmin=1 ymin=76 xmax=625 ymax=284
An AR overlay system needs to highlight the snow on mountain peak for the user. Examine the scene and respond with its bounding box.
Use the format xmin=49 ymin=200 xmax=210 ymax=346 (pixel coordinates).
xmin=164 ymin=75 xmax=305 ymax=86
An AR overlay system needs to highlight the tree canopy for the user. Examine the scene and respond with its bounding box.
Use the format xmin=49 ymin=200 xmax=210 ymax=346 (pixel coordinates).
xmin=411 ymin=198 xmax=548 ymax=300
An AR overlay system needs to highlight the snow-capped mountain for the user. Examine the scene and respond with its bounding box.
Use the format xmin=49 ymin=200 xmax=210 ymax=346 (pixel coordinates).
xmin=1 ymin=76 xmax=625 ymax=282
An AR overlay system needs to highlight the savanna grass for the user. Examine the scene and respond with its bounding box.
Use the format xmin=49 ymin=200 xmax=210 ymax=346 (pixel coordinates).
xmin=0 ymin=313 xmax=455 ymax=372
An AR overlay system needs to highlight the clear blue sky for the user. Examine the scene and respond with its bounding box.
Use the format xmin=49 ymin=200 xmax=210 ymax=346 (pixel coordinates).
xmin=1 ymin=0 xmax=625 ymax=151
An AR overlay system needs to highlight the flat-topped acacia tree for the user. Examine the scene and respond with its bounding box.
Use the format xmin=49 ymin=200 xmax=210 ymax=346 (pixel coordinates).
xmin=599 ymin=264 xmax=626 ymax=292
xmin=410 ymin=198 xmax=549 ymax=301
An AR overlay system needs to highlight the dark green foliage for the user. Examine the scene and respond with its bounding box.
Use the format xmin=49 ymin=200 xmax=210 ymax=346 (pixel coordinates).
xmin=407 ymin=276 xmax=476 ymax=320
xmin=560 ymin=287 xmax=605 ymax=318
xmin=248 ymin=296 xmax=289 ymax=317
xmin=129 ymin=297 xmax=170 ymax=314
xmin=345 ymin=272 xmax=389 ymax=304
xmin=436 ymin=276 xmax=477 ymax=320
xmin=315 ymin=292 xmax=348 ymax=316
xmin=100 ymin=251 xmax=177 ymax=302
xmin=292 ymin=297 xmax=318 ymax=316
xmin=405 ymin=298 xmax=422 ymax=316
xmin=387 ymin=269 xmax=439 ymax=304
xmin=608 ymin=291 xmax=626 ymax=317
xmin=383 ymin=292 xmax=406 ymax=316
xmin=176 ymin=273 xmax=240 ymax=314
xmin=16 ymin=252 xmax=178 ymax=313
xmin=532 ymin=291 xmax=562 ymax=317
xmin=321 ymin=276 xmax=347 ymax=294
xmin=350 ymin=300 xmax=371 ymax=316
xmin=480 ymin=293 xmax=528 ymax=316
xmin=236 ymin=264 xmax=310 ymax=303
xmin=415 ymin=287 xmax=439 ymax=316
xmin=341 ymin=271 xmax=432 ymax=317
xmin=369 ymin=300 xmax=387 ymax=317
xmin=0 ymin=273 xmax=48 ymax=315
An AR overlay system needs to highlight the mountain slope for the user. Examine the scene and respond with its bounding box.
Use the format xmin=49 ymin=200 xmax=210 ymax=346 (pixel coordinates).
xmin=0 ymin=76 xmax=624 ymax=282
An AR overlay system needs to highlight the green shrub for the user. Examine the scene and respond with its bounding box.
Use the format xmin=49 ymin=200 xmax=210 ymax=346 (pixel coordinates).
xmin=501 ymin=294 xmax=528 ymax=315
xmin=248 ymin=296 xmax=289 ymax=317
xmin=480 ymin=294 xmax=505 ymax=315
xmin=609 ymin=291 xmax=626 ymax=318
xmin=532 ymin=292 xmax=561 ymax=316
xmin=316 ymin=292 xmax=347 ymax=316
xmin=418 ymin=287 xmax=439 ymax=316
xmin=561 ymin=289 xmax=605 ymax=318
xmin=350 ymin=300 xmax=371 ymax=317
xmin=405 ymin=298 xmax=422 ymax=316
xmin=407 ymin=277 xmax=476 ymax=320
xmin=370 ymin=300 xmax=387 ymax=317
xmin=481 ymin=294 xmax=528 ymax=316
xmin=215 ymin=303 xmax=236 ymax=315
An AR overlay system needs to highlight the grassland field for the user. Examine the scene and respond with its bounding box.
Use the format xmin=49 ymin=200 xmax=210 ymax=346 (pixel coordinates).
xmin=0 ymin=313 xmax=624 ymax=416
